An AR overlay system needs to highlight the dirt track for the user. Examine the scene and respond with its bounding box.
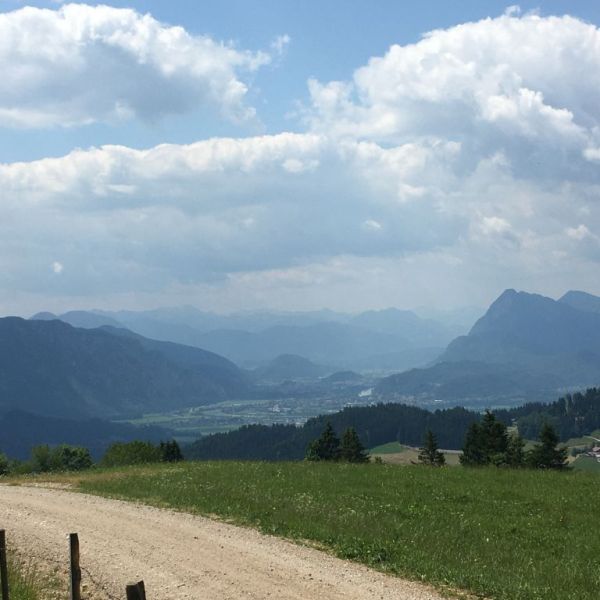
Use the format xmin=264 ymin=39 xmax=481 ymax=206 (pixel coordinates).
xmin=0 ymin=485 xmax=447 ymax=600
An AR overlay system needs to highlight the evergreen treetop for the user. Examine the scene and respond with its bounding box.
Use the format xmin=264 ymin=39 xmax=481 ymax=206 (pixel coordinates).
xmin=305 ymin=422 xmax=341 ymax=461
xmin=340 ymin=427 xmax=369 ymax=463
xmin=418 ymin=429 xmax=445 ymax=466
xmin=527 ymin=422 xmax=568 ymax=470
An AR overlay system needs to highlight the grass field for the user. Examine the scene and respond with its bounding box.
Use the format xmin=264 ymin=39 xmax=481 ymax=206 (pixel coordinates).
xmin=370 ymin=442 xmax=462 ymax=465
xmin=54 ymin=461 xmax=600 ymax=600
xmin=572 ymin=455 xmax=600 ymax=472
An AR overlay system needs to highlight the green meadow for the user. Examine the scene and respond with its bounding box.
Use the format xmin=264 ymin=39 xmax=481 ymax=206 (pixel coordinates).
xmin=69 ymin=461 xmax=600 ymax=600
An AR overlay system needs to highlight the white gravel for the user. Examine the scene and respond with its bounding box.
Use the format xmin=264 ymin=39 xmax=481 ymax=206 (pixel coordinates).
xmin=0 ymin=484 xmax=448 ymax=600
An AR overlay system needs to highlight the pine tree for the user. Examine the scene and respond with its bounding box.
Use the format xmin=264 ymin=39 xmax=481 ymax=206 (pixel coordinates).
xmin=418 ymin=429 xmax=445 ymax=466
xmin=305 ymin=422 xmax=341 ymax=461
xmin=460 ymin=422 xmax=485 ymax=466
xmin=527 ymin=423 xmax=568 ymax=470
xmin=160 ymin=440 xmax=184 ymax=462
xmin=505 ymin=432 xmax=526 ymax=467
xmin=460 ymin=411 xmax=509 ymax=466
xmin=480 ymin=410 xmax=509 ymax=464
xmin=340 ymin=427 xmax=369 ymax=463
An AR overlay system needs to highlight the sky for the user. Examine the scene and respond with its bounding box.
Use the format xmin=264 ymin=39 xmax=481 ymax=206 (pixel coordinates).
xmin=1 ymin=1 xmax=600 ymax=315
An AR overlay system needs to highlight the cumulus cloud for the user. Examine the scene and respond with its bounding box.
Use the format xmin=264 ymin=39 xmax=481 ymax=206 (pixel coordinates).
xmin=3 ymin=10 xmax=600 ymax=312
xmin=307 ymin=12 xmax=600 ymax=174
xmin=0 ymin=3 xmax=272 ymax=127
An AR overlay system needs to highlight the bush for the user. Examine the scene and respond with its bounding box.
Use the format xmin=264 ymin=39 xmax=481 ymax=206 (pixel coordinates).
xmin=101 ymin=441 xmax=161 ymax=467
xmin=30 ymin=444 xmax=92 ymax=473
xmin=0 ymin=452 xmax=9 ymax=476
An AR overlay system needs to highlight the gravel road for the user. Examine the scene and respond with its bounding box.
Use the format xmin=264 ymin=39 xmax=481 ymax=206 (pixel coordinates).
xmin=0 ymin=485 xmax=447 ymax=600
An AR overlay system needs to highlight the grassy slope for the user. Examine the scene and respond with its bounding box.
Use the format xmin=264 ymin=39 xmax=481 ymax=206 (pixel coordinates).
xmin=70 ymin=462 xmax=600 ymax=600
xmin=370 ymin=442 xmax=461 ymax=465
xmin=572 ymin=455 xmax=600 ymax=472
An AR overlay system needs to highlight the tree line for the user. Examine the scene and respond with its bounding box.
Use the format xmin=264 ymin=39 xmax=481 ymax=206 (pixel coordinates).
xmin=306 ymin=415 xmax=568 ymax=470
xmin=187 ymin=387 xmax=600 ymax=461
xmin=0 ymin=439 xmax=183 ymax=476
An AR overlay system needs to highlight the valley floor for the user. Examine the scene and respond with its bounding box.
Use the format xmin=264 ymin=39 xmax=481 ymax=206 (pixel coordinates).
xmin=0 ymin=484 xmax=445 ymax=600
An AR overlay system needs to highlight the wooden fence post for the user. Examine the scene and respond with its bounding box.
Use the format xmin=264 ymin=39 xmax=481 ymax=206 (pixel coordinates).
xmin=125 ymin=581 xmax=146 ymax=600
xmin=0 ymin=529 xmax=8 ymax=600
xmin=69 ymin=533 xmax=81 ymax=600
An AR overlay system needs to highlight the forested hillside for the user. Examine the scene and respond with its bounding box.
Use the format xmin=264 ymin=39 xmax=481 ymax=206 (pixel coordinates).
xmin=0 ymin=317 xmax=249 ymax=418
xmin=186 ymin=388 xmax=600 ymax=460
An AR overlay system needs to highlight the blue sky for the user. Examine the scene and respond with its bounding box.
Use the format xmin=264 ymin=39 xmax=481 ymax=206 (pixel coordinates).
xmin=4 ymin=0 xmax=600 ymax=161
xmin=1 ymin=2 xmax=600 ymax=314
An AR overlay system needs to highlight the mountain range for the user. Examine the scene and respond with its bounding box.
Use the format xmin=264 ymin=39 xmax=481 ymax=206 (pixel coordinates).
xmin=15 ymin=288 xmax=600 ymax=420
xmin=33 ymin=306 xmax=468 ymax=372
xmin=376 ymin=289 xmax=600 ymax=405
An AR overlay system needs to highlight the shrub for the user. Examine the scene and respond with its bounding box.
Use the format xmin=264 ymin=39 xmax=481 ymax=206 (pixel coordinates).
xmin=30 ymin=444 xmax=93 ymax=473
xmin=0 ymin=452 xmax=9 ymax=475
xmin=101 ymin=441 xmax=161 ymax=467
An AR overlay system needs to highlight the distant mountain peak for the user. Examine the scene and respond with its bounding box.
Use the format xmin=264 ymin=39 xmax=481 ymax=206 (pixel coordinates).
xmin=30 ymin=311 xmax=58 ymax=320
xmin=559 ymin=290 xmax=600 ymax=314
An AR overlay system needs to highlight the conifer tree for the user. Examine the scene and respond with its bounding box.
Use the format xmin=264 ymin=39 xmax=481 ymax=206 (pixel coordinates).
xmin=305 ymin=422 xmax=341 ymax=461
xmin=527 ymin=423 xmax=568 ymax=469
xmin=340 ymin=427 xmax=369 ymax=463
xmin=460 ymin=411 xmax=509 ymax=466
xmin=160 ymin=440 xmax=184 ymax=462
xmin=480 ymin=410 xmax=509 ymax=464
xmin=460 ymin=422 xmax=485 ymax=466
xmin=505 ymin=432 xmax=526 ymax=467
xmin=418 ymin=429 xmax=445 ymax=466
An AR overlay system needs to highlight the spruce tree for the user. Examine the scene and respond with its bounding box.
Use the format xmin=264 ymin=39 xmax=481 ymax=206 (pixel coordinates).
xmin=160 ymin=440 xmax=184 ymax=462
xmin=460 ymin=411 xmax=509 ymax=466
xmin=527 ymin=423 xmax=568 ymax=469
xmin=480 ymin=410 xmax=509 ymax=464
xmin=305 ymin=422 xmax=341 ymax=461
xmin=505 ymin=432 xmax=526 ymax=467
xmin=418 ymin=429 xmax=445 ymax=466
xmin=340 ymin=427 xmax=369 ymax=463
xmin=460 ymin=422 xmax=485 ymax=466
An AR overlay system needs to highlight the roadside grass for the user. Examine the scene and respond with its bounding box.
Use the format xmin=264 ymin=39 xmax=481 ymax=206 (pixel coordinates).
xmin=6 ymin=557 xmax=46 ymax=600
xmin=47 ymin=461 xmax=600 ymax=600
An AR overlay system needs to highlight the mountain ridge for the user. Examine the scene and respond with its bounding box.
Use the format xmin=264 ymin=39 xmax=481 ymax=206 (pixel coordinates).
xmin=0 ymin=317 xmax=249 ymax=419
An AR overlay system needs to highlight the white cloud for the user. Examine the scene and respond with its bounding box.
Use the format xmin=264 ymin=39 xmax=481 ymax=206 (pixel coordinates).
xmin=271 ymin=34 xmax=291 ymax=56
xmin=3 ymin=10 xmax=600 ymax=311
xmin=566 ymin=224 xmax=593 ymax=241
xmin=52 ymin=261 xmax=64 ymax=274
xmin=363 ymin=219 xmax=382 ymax=231
xmin=0 ymin=4 xmax=272 ymax=127
xmin=307 ymin=12 xmax=600 ymax=168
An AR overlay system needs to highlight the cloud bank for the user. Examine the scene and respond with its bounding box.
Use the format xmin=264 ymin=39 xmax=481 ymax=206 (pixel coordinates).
xmin=2 ymin=9 xmax=600 ymax=312
xmin=0 ymin=3 xmax=270 ymax=127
